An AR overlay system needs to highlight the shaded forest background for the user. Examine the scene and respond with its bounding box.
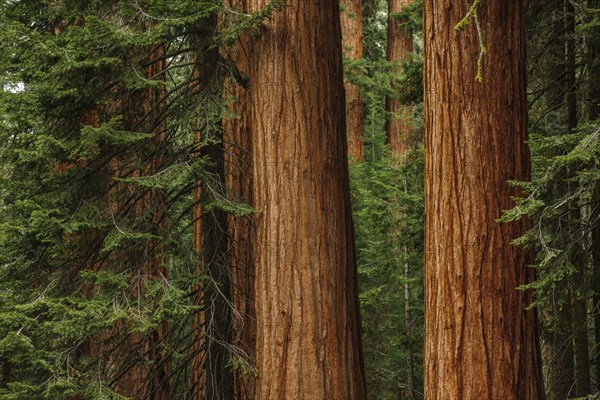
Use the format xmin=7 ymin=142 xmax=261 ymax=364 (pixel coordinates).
xmin=0 ymin=0 xmax=598 ymax=399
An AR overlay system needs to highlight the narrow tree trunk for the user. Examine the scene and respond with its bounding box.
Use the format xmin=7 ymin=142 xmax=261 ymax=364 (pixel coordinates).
xmin=225 ymin=91 xmax=256 ymax=400
xmin=386 ymin=3 xmax=415 ymax=395
xmin=565 ymin=1 xmax=591 ymax=395
xmin=588 ymin=0 xmax=600 ymax=121
xmin=571 ymin=263 xmax=591 ymax=398
xmin=386 ymin=0 xmax=413 ymax=160
xmin=201 ymin=129 xmax=234 ymax=400
xmin=403 ymin=243 xmax=415 ymax=400
xmin=341 ymin=0 xmax=365 ymax=162
xmin=191 ymin=120 xmax=206 ymax=400
xmin=144 ymin=45 xmax=172 ymax=400
xmin=593 ymin=185 xmax=600 ymax=393
xmin=146 ymin=45 xmax=172 ymax=400
xmin=222 ymin=3 xmax=257 ymax=396
xmin=401 ymin=177 xmax=414 ymax=400
xmin=543 ymin=0 xmax=567 ymax=113
xmin=423 ymin=1 xmax=545 ymax=398
xmin=191 ymin=24 xmax=235 ymax=400
xmin=539 ymin=2 xmax=576 ymax=397
xmin=565 ymin=0 xmax=577 ymax=132
xmin=245 ymin=1 xmax=367 ymax=398
xmin=568 ymin=198 xmax=591 ymax=397
xmin=586 ymin=0 xmax=600 ymax=391
xmin=543 ymin=298 xmax=575 ymax=400
xmin=590 ymin=3 xmax=600 ymax=389
xmin=0 ymin=358 xmax=10 ymax=389
xmin=109 ymin=45 xmax=172 ymax=400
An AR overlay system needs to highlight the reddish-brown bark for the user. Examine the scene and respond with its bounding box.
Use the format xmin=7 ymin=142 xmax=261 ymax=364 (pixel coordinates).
xmin=386 ymin=0 xmax=413 ymax=160
xmin=423 ymin=1 xmax=545 ymax=398
xmin=245 ymin=1 xmax=367 ymax=398
xmin=190 ymin=64 xmax=206 ymax=400
xmin=222 ymin=2 xmax=257 ymax=397
xmin=341 ymin=0 xmax=365 ymax=162
xmin=190 ymin=24 xmax=234 ymax=399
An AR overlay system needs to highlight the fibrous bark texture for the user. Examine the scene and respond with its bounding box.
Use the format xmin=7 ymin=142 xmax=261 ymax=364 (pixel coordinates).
xmin=386 ymin=0 xmax=413 ymax=160
xmin=246 ymin=1 xmax=367 ymax=398
xmin=423 ymin=1 xmax=545 ymax=399
xmin=341 ymin=0 xmax=365 ymax=162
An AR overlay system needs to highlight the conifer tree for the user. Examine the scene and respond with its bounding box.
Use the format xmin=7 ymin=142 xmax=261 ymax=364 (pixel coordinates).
xmin=512 ymin=1 xmax=600 ymax=397
xmin=0 ymin=1 xmax=236 ymax=397
xmin=423 ymin=0 xmax=545 ymax=398
xmin=245 ymin=0 xmax=367 ymax=397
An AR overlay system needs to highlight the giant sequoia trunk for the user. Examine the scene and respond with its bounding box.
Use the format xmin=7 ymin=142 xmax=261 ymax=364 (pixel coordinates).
xmin=245 ymin=1 xmax=367 ymax=398
xmin=423 ymin=1 xmax=545 ymax=399
xmin=386 ymin=0 xmax=413 ymax=161
xmin=340 ymin=0 xmax=365 ymax=162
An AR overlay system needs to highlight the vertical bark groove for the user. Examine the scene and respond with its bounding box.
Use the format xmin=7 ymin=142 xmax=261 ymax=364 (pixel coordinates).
xmin=246 ymin=1 xmax=367 ymax=398
xmin=423 ymin=1 xmax=545 ymax=398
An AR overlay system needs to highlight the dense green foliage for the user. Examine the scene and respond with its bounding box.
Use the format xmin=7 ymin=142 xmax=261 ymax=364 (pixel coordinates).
xmin=1 ymin=0 xmax=599 ymax=399
xmin=500 ymin=1 xmax=600 ymax=397
xmin=349 ymin=1 xmax=424 ymax=398
xmin=0 ymin=1 xmax=264 ymax=398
